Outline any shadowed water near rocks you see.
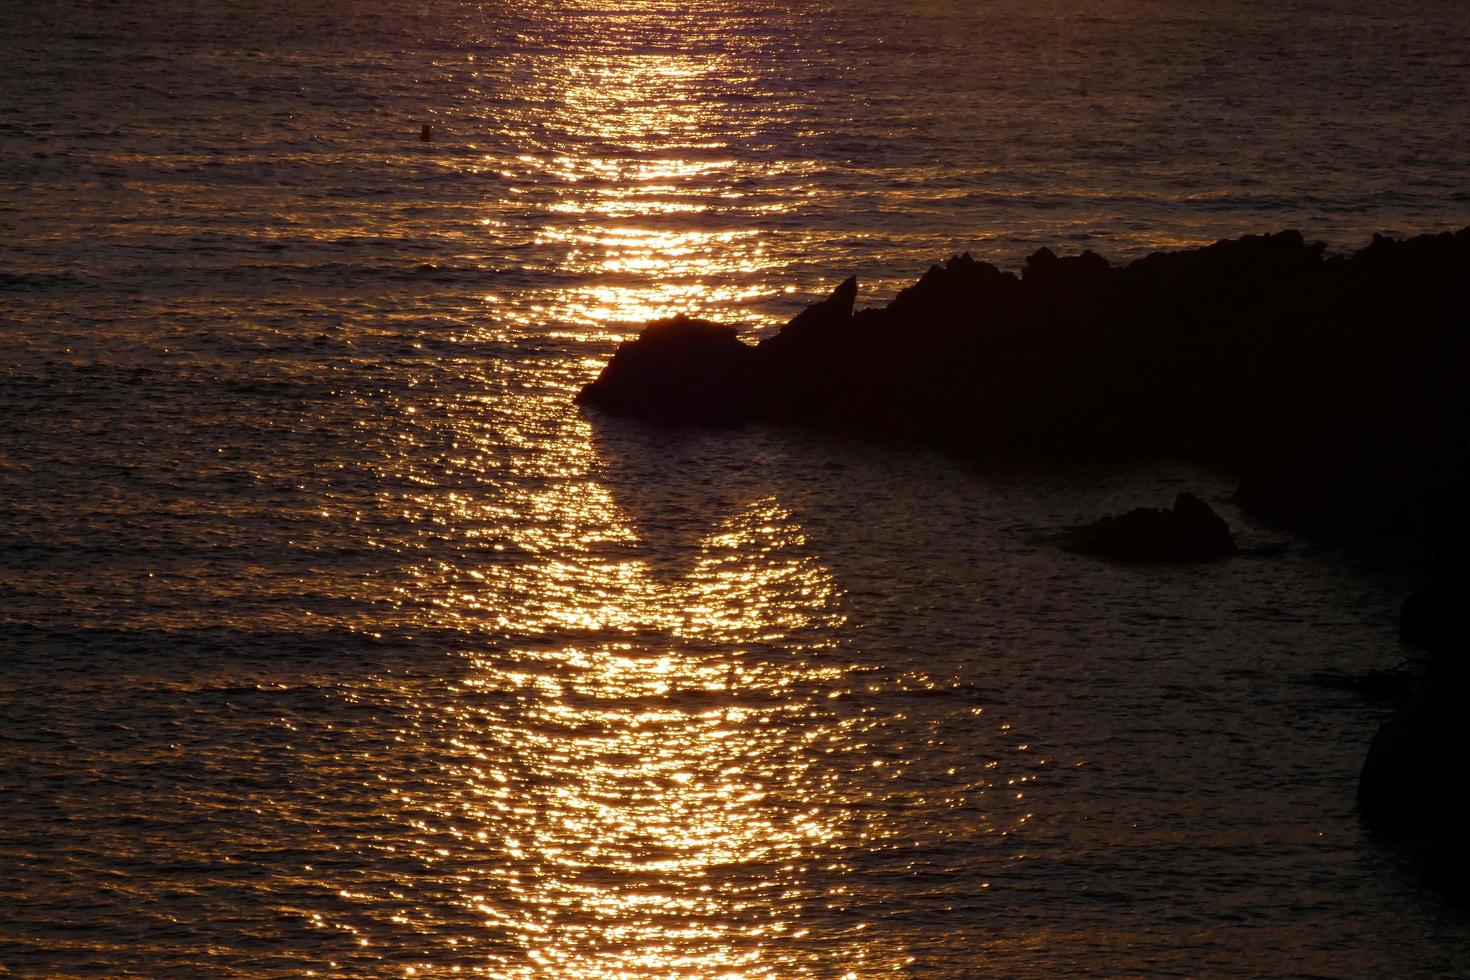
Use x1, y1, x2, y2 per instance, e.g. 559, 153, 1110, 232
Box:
578, 228, 1470, 553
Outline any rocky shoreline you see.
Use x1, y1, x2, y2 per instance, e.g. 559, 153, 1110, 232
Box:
577, 227, 1470, 895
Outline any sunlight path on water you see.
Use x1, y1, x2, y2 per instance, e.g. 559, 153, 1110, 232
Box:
489, 2, 806, 335
401, 482, 905, 976
377, 26, 911, 968
352, 331, 927, 974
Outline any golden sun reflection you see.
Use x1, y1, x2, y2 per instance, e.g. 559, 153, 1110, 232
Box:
494, 44, 785, 332
366, 388, 913, 974
457, 655, 833, 977
355, 27, 927, 976
428, 497, 893, 976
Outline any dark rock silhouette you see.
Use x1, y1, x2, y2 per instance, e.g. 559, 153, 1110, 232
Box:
1418, 842, 1470, 906
578, 228, 1470, 552
1359, 670, 1470, 833
1357, 652, 1470, 901
575, 315, 756, 426
756, 274, 857, 360
1065, 491, 1234, 562
579, 228, 1470, 901
1400, 583, 1470, 655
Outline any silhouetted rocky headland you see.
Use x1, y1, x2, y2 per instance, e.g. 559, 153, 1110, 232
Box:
582, 228, 1470, 900
579, 228, 1470, 553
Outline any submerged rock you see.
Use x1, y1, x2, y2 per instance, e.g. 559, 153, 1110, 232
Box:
1065, 492, 1234, 562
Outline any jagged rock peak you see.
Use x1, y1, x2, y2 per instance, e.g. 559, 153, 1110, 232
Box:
758, 275, 858, 352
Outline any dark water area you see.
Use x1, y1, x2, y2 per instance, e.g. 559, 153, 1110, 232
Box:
3, 0, 1469, 976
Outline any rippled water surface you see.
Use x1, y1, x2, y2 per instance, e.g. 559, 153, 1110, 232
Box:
4, 0, 1470, 976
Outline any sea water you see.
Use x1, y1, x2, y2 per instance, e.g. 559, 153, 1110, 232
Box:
3, 0, 1469, 975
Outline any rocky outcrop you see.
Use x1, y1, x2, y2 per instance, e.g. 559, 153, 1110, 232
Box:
574, 315, 756, 426
1065, 492, 1234, 562
578, 228, 1470, 551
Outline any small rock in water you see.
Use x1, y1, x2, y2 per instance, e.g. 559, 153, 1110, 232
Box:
1066, 491, 1235, 562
